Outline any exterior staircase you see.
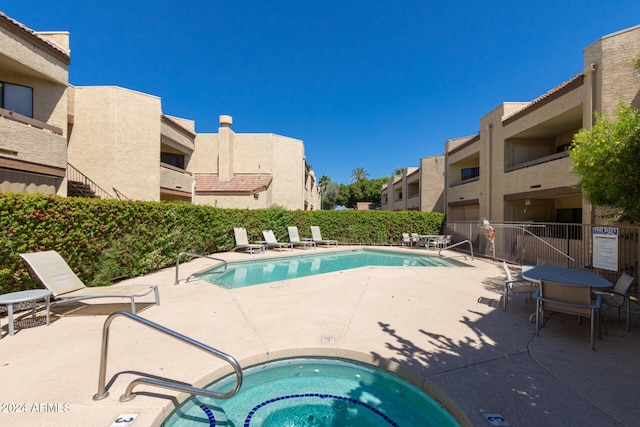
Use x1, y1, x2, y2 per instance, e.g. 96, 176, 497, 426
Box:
66, 163, 118, 199
67, 179, 98, 198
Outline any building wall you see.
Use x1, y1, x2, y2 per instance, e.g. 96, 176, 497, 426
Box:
194, 121, 314, 210
0, 13, 321, 209
160, 115, 196, 200
68, 86, 162, 201
381, 175, 403, 211
444, 26, 640, 225
419, 155, 444, 212
0, 15, 69, 196
380, 156, 443, 213
194, 192, 271, 209
193, 133, 220, 173
584, 25, 640, 116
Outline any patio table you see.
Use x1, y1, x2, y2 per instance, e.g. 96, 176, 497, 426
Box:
521, 265, 612, 289
0, 289, 52, 337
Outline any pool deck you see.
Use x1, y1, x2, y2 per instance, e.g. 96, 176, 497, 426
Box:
1, 245, 639, 426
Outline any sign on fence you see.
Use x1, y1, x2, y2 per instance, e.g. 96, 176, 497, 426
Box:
593, 227, 618, 271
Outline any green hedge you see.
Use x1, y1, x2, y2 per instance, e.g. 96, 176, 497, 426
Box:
0, 193, 444, 293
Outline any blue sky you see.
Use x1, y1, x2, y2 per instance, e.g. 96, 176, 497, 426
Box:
4, 1, 640, 184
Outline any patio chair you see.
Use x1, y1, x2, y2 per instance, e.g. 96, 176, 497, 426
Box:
288, 226, 316, 249
594, 273, 635, 332
534, 280, 601, 350
233, 227, 265, 254
427, 235, 445, 250
402, 233, 414, 247
310, 226, 338, 247
262, 230, 293, 251
19, 251, 159, 315
502, 262, 538, 311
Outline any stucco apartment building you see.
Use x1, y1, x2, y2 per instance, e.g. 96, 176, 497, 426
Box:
0, 12, 320, 210
193, 115, 320, 210
0, 12, 69, 196
381, 154, 445, 212
384, 24, 640, 227
447, 24, 640, 225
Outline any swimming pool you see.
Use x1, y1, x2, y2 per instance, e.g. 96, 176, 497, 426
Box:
163, 357, 461, 426
197, 249, 467, 289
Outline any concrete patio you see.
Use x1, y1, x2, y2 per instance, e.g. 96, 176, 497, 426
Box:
1, 246, 638, 426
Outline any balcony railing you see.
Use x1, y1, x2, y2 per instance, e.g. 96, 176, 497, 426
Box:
505, 151, 569, 173
0, 107, 63, 135
449, 175, 480, 188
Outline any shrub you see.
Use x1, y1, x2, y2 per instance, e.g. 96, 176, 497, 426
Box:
0, 193, 444, 293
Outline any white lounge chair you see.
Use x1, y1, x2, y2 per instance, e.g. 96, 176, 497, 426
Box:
427, 235, 449, 250
262, 230, 293, 251
310, 226, 338, 247
20, 251, 159, 315
288, 226, 316, 249
502, 262, 538, 311
233, 227, 265, 254
402, 233, 417, 247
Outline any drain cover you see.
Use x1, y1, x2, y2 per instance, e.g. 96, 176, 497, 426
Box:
483, 413, 510, 426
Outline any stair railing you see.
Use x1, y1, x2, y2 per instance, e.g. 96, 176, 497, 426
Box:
67, 163, 116, 199
93, 310, 243, 402
175, 252, 228, 285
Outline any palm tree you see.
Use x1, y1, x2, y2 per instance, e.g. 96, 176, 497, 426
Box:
392, 167, 404, 177
349, 167, 369, 182
318, 175, 331, 193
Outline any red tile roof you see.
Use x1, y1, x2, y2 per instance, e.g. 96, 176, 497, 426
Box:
195, 174, 272, 194
502, 73, 584, 125
0, 12, 70, 64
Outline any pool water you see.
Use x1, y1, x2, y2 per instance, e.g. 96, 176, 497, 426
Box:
163, 357, 460, 427
197, 249, 466, 288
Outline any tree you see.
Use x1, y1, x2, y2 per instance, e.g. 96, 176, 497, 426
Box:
349, 167, 369, 182
392, 167, 404, 177
318, 175, 331, 193
570, 101, 640, 221
317, 175, 339, 210
322, 182, 339, 210
337, 177, 389, 208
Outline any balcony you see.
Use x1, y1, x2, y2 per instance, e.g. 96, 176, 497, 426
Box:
161, 116, 195, 152
0, 107, 63, 135
505, 150, 569, 173
0, 110, 66, 171
160, 163, 193, 197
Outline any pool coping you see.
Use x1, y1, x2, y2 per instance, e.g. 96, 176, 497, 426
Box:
195, 247, 470, 289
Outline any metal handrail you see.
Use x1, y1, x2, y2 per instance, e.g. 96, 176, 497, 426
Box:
175, 252, 228, 285
112, 187, 130, 200
439, 240, 474, 259
491, 223, 575, 262
67, 163, 116, 199
93, 310, 242, 402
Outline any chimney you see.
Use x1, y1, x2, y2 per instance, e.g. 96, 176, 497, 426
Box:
219, 115, 233, 127
218, 115, 234, 181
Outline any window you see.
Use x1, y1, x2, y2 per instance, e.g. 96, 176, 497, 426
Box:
0, 82, 33, 118
161, 152, 185, 169
461, 167, 479, 180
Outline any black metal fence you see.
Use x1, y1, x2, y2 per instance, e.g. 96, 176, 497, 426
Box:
446, 221, 639, 295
